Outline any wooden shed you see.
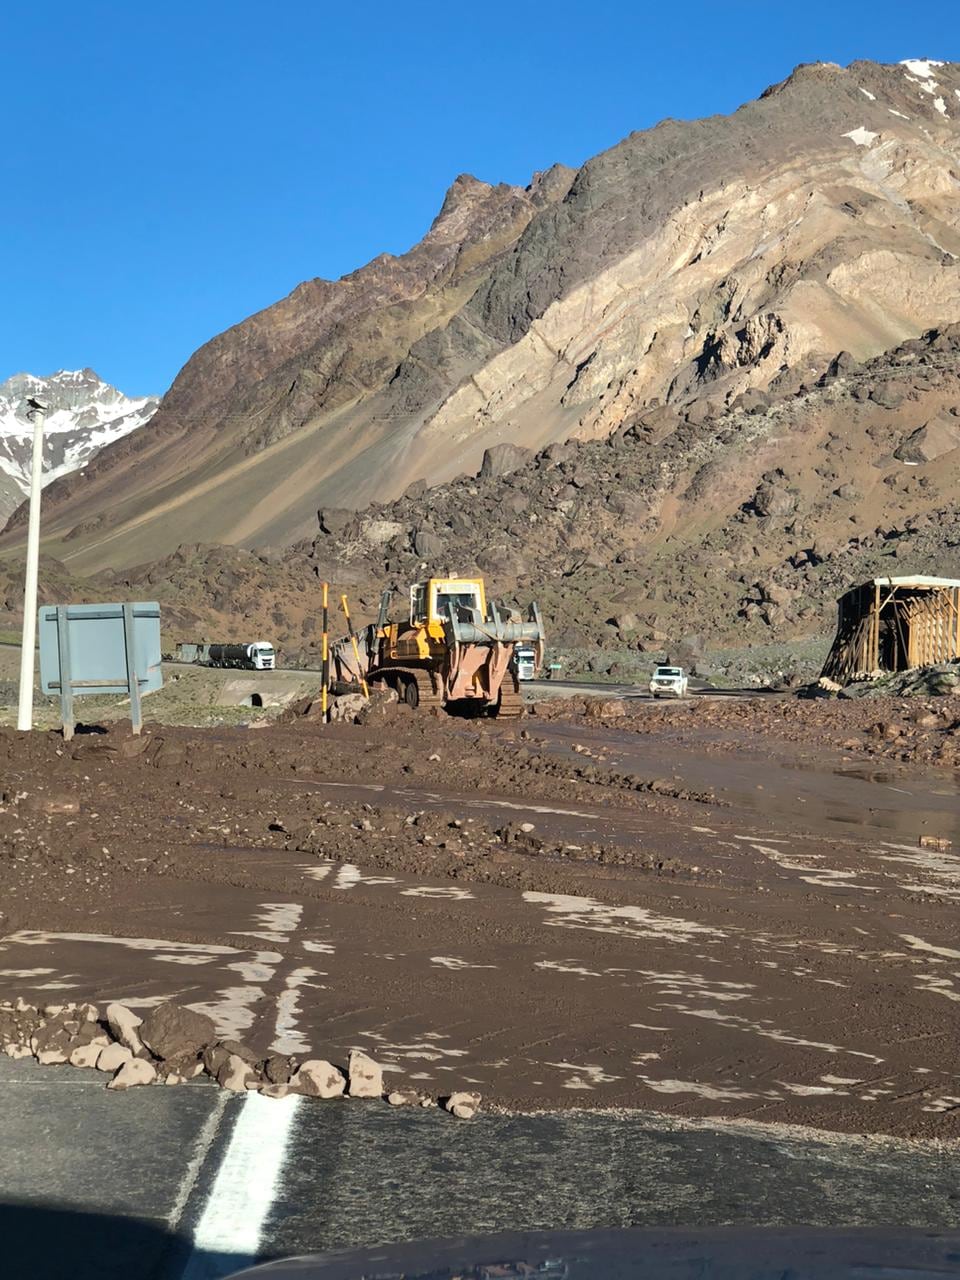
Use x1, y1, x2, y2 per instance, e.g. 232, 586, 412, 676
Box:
820, 575, 960, 685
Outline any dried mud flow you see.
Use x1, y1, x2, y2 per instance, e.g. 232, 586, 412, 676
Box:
1, 695, 958, 1137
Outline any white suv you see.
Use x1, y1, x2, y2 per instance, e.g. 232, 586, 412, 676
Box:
649, 666, 688, 698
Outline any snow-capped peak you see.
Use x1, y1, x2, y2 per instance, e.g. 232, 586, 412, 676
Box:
900, 59, 944, 79
0, 369, 158, 518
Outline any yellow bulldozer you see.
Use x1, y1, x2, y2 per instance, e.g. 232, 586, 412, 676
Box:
333, 575, 544, 718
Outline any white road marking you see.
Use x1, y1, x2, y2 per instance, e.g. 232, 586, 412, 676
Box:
180, 1091, 301, 1279
166, 1088, 230, 1235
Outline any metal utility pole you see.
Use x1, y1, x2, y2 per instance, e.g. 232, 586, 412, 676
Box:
17, 395, 49, 731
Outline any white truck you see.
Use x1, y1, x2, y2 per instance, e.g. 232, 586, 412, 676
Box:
174, 641, 277, 670
649, 665, 688, 698
512, 644, 538, 681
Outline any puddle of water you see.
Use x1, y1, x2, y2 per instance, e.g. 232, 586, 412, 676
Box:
228, 956, 279, 983
536, 960, 603, 978
188, 984, 266, 1039
544, 1061, 623, 1090
900, 935, 960, 961
272, 965, 323, 1054
914, 973, 960, 1003
523, 892, 726, 945
357, 1030, 469, 1063
401, 886, 474, 900
747, 843, 875, 891
233, 903, 303, 943
0, 930, 286, 1042
665, 1005, 885, 1063
3, 931, 240, 956
637, 1076, 774, 1101
332, 863, 399, 890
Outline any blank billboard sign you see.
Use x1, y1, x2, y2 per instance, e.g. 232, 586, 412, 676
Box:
38, 602, 162, 737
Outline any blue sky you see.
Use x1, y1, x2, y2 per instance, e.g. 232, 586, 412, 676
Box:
2, 0, 958, 396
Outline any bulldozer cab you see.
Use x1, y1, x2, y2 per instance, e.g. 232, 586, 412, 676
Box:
409, 578, 486, 629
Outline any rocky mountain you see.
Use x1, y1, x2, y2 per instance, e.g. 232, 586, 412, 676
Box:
309, 323, 960, 669
0, 370, 157, 522
7, 57, 960, 577
0, 321, 957, 684
2, 322, 955, 681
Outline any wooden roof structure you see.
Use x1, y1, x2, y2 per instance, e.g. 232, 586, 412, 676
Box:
820, 575, 960, 685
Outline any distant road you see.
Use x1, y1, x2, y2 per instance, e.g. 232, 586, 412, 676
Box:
523, 677, 777, 701
6, 643, 776, 703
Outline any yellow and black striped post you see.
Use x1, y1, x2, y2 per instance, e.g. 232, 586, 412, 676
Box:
340, 593, 369, 698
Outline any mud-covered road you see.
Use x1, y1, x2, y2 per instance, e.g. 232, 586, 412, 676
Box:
1, 695, 958, 1137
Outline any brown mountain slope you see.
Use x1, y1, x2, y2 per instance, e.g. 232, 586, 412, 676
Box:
307, 323, 960, 664
5, 171, 570, 567
7, 58, 960, 576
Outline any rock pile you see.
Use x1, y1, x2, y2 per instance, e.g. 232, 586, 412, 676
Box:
281, 686, 400, 725
0, 998, 481, 1118
833, 660, 960, 700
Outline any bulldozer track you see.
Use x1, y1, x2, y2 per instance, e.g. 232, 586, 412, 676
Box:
370, 667, 524, 718
412, 669, 444, 711
495, 686, 525, 719
370, 667, 443, 712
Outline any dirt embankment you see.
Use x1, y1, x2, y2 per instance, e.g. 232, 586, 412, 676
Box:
551, 692, 960, 769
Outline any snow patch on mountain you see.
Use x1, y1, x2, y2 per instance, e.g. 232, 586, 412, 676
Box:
0, 369, 157, 518
900, 59, 944, 79
842, 126, 878, 147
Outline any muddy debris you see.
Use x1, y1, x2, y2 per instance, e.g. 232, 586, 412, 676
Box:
0, 998, 477, 1116
217, 1053, 259, 1092
108, 1058, 157, 1090
97, 1043, 133, 1073
105, 1003, 145, 1055
139, 1003, 216, 1062
264, 1053, 296, 1085
1, 702, 958, 1136
292, 1059, 347, 1099
347, 1049, 383, 1098
387, 1088, 434, 1108
445, 1090, 482, 1120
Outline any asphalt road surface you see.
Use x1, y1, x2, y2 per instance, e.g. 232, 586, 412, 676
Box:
3, 1056, 960, 1280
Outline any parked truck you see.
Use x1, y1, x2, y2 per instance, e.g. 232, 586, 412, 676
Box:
174, 641, 276, 670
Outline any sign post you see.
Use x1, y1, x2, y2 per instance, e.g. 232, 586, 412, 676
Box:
55, 605, 75, 740
17, 396, 48, 731
121, 603, 143, 735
